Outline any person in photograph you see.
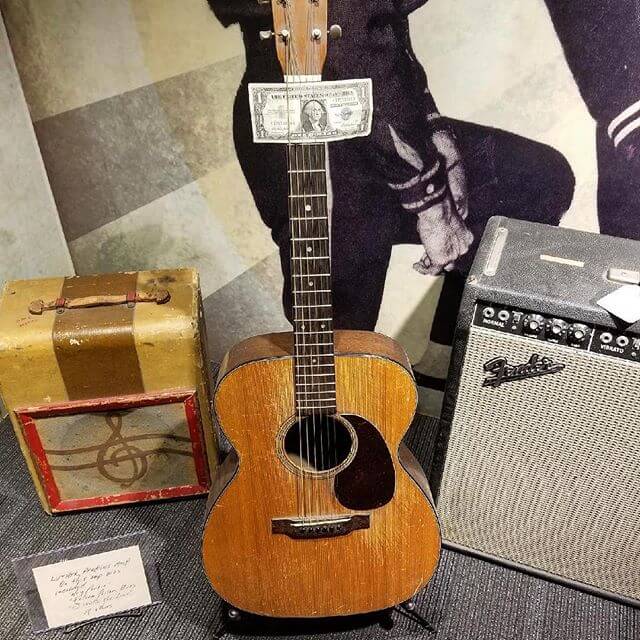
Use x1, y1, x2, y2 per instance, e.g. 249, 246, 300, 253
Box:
301, 100, 328, 134
545, 0, 640, 240
208, 1, 575, 365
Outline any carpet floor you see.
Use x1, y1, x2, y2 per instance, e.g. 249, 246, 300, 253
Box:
0, 415, 637, 639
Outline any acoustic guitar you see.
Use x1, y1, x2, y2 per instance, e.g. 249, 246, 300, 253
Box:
202, 0, 441, 618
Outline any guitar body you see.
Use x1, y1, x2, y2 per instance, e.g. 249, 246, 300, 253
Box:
202, 330, 441, 618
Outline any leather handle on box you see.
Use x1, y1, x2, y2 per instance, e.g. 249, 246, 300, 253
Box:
28, 289, 171, 315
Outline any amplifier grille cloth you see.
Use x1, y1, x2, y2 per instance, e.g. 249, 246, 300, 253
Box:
439, 327, 640, 600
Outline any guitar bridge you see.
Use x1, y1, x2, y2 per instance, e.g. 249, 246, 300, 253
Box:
272, 515, 370, 540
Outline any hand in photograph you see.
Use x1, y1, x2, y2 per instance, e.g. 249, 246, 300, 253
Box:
414, 196, 473, 275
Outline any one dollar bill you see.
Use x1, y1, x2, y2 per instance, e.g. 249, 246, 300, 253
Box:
248, 78, 373, 144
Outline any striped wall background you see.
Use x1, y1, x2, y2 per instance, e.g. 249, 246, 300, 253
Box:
0, 1, 599, 410
0, 12, 72, 283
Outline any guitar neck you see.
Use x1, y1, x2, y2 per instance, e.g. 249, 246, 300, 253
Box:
288, 142, 336, 415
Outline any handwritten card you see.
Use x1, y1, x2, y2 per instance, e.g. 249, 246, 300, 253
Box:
32, 546, 152, 629
12, 532, 161, 633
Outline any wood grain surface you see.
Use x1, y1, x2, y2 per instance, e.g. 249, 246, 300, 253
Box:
202, 330, 441, 618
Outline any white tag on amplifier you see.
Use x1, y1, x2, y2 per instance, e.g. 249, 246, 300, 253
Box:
248, 79, 373, 143
597, 285, 640, 323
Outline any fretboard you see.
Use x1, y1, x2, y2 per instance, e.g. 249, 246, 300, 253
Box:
288, 143, 336, 415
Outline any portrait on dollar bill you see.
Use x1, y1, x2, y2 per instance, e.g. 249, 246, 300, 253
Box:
207, 0, 640, 406
301, 100, 328, 134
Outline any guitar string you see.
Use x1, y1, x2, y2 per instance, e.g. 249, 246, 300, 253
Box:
311, 5, 336, 477
285, 3, 337, 517
308, 5, 334, 486
283, 24, 305, 519
301, 6, 318, 516
309, 4, 326, 512
310, 9, 329, 481
285, 6, 313, 518
314, 139, 334, 473
294, 24, 312, 519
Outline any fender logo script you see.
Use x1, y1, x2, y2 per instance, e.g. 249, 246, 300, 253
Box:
483, 354, 566, 388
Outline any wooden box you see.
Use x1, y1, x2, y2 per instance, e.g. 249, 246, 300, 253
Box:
0, 269, 217, 513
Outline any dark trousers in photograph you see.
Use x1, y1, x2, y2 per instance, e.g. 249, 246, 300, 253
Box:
233, 82, 575, 346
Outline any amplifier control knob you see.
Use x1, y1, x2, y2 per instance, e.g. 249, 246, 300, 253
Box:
568, 323, 590, 346
523, 314, 545, 336
546, 318, 568, 340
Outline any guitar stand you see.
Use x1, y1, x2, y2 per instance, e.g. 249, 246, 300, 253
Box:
216, 600, 436, 636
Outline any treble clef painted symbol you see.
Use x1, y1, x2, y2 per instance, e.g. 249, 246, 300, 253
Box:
96, 413, 148, 487
43, 410, 194, 487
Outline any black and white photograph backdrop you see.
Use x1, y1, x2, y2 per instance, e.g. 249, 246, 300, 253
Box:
2, 0, 639, 414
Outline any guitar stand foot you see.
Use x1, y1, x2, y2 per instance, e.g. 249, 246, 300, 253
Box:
227, 608, 242, 621
402, 599, 416, 612
396, 600, 436, 633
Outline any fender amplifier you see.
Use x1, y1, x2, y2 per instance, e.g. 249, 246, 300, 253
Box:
432, 216, 640, 605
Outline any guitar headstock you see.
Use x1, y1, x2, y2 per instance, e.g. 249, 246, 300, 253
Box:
266, 0, 330, 78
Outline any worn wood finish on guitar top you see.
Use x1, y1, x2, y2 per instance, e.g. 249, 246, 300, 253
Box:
202, 330, 441, 618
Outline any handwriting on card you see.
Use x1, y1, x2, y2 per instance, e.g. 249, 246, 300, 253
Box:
32, 546, 152, 629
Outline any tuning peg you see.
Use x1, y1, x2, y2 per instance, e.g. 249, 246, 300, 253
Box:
328, 24, 342, 40
259, 30, 274, 41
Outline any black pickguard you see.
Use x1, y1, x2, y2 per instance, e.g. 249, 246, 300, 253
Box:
334, 415, 395, 510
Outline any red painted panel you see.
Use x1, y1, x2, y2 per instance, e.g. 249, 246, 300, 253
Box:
15, 389, 211, 513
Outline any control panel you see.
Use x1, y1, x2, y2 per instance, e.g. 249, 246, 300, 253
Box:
474, 301, 640, 363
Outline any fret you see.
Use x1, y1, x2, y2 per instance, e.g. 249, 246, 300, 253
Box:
295, 352, 335, 358
295, 373, 335, 379
292, 302, 332, 308
295, 363, 335, 369
291, 237, 329, 242
292, 290, 332, 295
297, 403, 337, 409
293, 273, 330, 277
288, 169, 325, 174
292, 256, 330, 261
296, 390, 336, 397
290, 217, 328, 222
298, 404, 336, 411
289, 193, 327, 199
296, 340, 333, 348
294, 330, 333, 335
296, 381, 336, 387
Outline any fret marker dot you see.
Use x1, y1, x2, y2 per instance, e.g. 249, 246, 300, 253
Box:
309, 281, 314, 286
301, 324, 306, 330
307, 246, 312, 253
321, 324, 326, 329
312, 358, 317, 363
305, 204, 312, 212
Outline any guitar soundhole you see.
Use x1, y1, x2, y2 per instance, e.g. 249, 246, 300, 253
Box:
281, 414, 356, 476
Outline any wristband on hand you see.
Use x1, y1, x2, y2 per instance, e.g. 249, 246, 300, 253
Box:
388, 159, 448, 213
